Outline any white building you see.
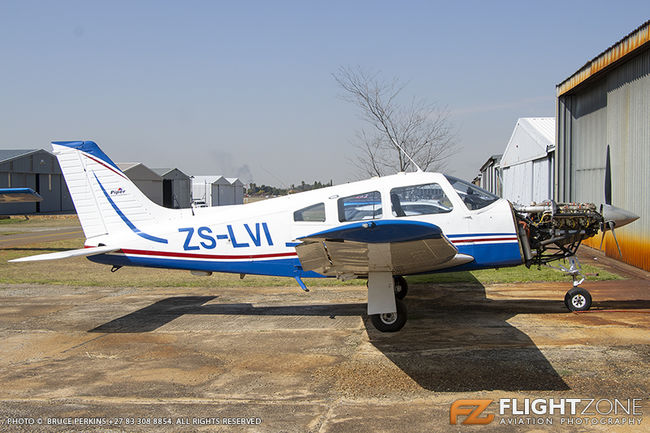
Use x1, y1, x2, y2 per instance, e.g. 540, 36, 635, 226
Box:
152, 168, 191, 209
477, 154, 502, 196
191, 175, 244, 206
500, 117, 555, 205
225, 178, 244, 205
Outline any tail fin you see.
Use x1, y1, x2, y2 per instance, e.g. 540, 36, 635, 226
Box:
52, 141, 171, 243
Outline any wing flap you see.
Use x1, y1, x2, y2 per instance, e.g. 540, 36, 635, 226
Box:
296, 233, 469, 276
8, 246, 120, 263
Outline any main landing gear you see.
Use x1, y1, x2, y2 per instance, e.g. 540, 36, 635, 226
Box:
393, 275, 408, 300
367, 274, 409, 332
370, 299, 408, 332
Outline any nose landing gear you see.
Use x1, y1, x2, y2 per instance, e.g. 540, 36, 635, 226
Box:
551, 256, 593, 312
564, 287, 592, 311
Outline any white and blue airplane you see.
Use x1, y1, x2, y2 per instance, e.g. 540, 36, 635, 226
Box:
9, 141, 638, 332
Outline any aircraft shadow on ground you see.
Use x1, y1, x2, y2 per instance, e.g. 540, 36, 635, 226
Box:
88, 277, 650, 392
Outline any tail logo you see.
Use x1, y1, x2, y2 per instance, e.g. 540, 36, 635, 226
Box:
93, 173, 168, 244
110, 188, 126, 196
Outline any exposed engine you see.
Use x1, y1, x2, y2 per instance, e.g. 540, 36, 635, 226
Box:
514, 201, 603, 268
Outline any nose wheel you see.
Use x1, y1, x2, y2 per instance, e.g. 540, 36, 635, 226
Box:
564, 287, 592, 311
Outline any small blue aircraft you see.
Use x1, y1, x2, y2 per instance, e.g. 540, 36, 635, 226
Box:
0, 188, 42, 203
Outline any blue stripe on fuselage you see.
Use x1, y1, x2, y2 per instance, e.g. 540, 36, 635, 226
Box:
88, 254, 324, 278
452, 242, 522, 270
88, 241, 523, 277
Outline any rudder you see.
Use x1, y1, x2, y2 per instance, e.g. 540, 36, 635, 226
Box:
52, 141, 172, 242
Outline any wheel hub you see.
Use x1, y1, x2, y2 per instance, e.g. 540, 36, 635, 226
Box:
571, 294, 586, 308
380, 312, 397, 325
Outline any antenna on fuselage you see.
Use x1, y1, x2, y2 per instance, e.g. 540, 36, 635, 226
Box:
389, 137, 422, 172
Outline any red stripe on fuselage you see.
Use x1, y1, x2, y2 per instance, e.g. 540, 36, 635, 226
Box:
451, 237, 518, 244
119, 248, 298, 260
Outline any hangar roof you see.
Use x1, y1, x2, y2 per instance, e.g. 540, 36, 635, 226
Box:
117, 162, 162, 181
557, 20, 650, 96
501, 118, 555, 169
0, 149, 43, 163
479, 154, 502, 172
152, 168, 190, 179
192, 175, 229, 185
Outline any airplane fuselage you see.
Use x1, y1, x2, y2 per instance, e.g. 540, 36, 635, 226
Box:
87, 171, 523, 277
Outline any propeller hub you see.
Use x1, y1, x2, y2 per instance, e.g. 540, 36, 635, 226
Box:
601, 204, 639, 229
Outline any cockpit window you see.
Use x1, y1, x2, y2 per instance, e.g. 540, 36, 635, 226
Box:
444, 175, 500, 210
294, 203, 326, 222
338, 191, 382, 222
390, 183, 453, 216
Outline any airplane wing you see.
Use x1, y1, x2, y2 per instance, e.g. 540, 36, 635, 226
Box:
0, 188, 43, 203
295, 220, 474, 277
8, 246, 120, 263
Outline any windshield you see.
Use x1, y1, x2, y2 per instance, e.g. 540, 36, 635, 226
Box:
444, 175, 500, 210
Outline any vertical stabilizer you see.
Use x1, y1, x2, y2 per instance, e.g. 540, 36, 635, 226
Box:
52, 141, 172, 242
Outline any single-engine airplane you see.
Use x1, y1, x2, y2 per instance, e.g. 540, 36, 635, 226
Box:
9, 141, 639, 332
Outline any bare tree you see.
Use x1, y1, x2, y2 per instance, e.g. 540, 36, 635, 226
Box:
333, 66, 456, 177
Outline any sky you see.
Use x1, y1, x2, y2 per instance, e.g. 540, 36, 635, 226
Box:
1, 0, 648, 186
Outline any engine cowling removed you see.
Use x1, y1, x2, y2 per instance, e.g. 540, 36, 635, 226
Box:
514, 202, 602, 267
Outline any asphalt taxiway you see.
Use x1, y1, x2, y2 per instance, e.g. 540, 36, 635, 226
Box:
0, 227, 648, 432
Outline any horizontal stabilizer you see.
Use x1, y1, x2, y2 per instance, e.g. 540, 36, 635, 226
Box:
8, 246, 120, 263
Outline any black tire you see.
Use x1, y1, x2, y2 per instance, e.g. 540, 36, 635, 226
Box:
394, 276, 408, 300
564, 287, 592, 311
370, 299, 408, 332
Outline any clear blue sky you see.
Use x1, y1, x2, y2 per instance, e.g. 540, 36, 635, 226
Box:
1, 0, 648, 185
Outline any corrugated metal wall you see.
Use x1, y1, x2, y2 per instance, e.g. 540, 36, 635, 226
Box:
557, 47, 650, 270
502, 157, 552, 205
172, 178, 191, 208
532, 158, 551, 201
479, 163, 502, 196
503, 162, 532, 205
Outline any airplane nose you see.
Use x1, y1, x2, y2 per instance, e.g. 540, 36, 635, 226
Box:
601, 204, 639, 229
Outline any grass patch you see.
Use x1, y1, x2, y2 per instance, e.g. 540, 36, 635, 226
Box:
0, 218, 30, 225
407, 262, 621, 285
0, 237, 623, 289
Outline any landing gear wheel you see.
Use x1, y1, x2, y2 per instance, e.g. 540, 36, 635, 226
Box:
564, 287, 592, 312
370, 299, 407, 332
394, 276, 408, 300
